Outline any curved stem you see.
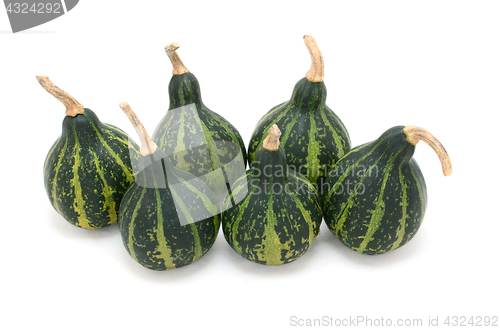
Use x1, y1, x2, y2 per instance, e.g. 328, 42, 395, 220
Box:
36, 75, 84, 117
165, 42, 189, 76
403, 125, 452, 176
263, 124, 281, 151
304, 35, 324, 83
119, 102, 157, 156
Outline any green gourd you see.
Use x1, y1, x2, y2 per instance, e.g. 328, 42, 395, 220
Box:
152, 42, 247, 188
322, 125, 452, 255
118, 102, 220, 270
248, 35, 351, 188
39, 75, 138, 229
222, 125, 322, 265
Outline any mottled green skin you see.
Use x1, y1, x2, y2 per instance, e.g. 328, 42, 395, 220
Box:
222, 145, 322, 265
43, 109, 139, 229
119, 155, 220, 270
152, 72, 247, 178
323, 126, 428, 255
248, 78, 351, 189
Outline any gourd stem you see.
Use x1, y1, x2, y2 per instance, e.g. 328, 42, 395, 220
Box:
304, 35, 324, 83
263, 124, 281, 151
165, 42, 189, 76
403, 125, 452, 176
119, 102, 158, 156
36, 75, 85, 117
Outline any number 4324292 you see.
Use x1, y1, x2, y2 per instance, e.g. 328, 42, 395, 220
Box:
444, 316, 498, 327
6, 2, 62, 14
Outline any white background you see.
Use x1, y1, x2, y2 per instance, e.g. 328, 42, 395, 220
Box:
1, 1, 499, 329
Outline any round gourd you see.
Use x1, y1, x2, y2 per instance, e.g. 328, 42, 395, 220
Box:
39, 76, 138, 229
248, 35, 351, 189
118, 102, 220, 270
222, 125, 322, 265
322, 125, 452, 255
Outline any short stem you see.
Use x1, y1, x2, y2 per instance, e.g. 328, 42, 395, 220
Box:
119, 102, 157, 156
403, 125, 452, 176
304, 35, 324, 83
36, 75, 85, 117
165, 42, 189, 76
263, 124, 281, 151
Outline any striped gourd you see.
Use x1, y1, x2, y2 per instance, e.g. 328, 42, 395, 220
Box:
222, 125, 322, 265
39, 76, 138, 229
152, 42, 247, 184
322, 125, 452, 255
248, 35, 351, 188
118, 103, 220, 270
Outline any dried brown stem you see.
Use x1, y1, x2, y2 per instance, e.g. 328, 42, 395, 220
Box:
263, 124, 282, 151
403, 125, 452, 176
165, 42, 189, 76
36, 75, 84, 117
304, 35, 325, 83
119, 102, 157, 156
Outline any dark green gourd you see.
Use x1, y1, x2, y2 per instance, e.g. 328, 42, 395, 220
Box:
39, 76, 138, 229
323, 125, 452, 255
118, 102, 220, 270
152, 42, 247, 182
222, 125, 322, 265
248, 35, 351, 188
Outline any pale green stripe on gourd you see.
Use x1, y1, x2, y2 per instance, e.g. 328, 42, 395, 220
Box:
319, 108, 347, 159
167, 182, 203, 260
355, 149, 402, 254
125, 184, 146, 262
90, 149, 118, 224
291, 192, 317, 245
306, 111, 321, 183
70, 125, 90, 228
256, 197, 282, 265
390, 161, 410, 251
154, 179, 176, 269
199, 120, 216, 170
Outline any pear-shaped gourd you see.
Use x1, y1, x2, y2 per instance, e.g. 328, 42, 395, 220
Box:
248, 35, 351, 188
323, 125, 452, 255
39, 76, 138, 229
152, 42, 247, 181
222, 125, 322, 265
118, 102, 220, 270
